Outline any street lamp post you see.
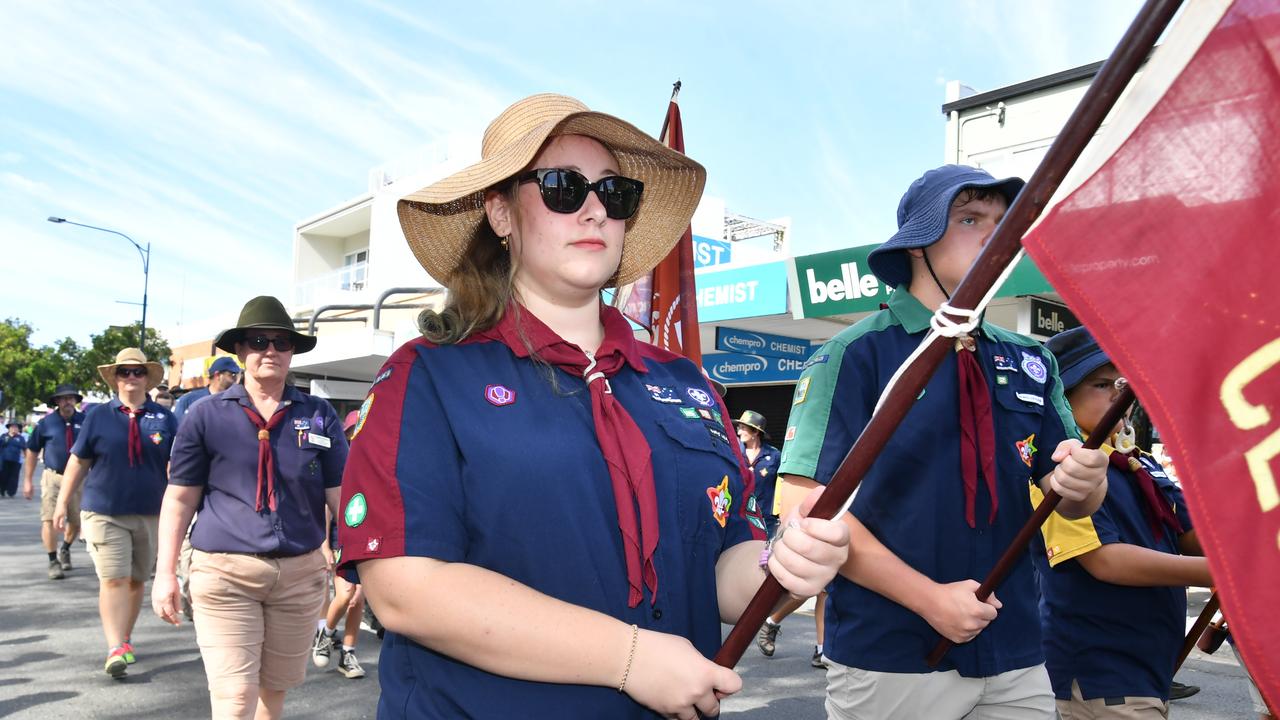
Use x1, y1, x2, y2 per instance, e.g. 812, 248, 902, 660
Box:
47, 217, 151, 348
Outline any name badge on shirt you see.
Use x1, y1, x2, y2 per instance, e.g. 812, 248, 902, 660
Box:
1014, 392, 1044, 406
307, 433, 331, 449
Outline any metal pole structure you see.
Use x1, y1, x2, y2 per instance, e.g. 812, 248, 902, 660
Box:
48, 217, 151, 348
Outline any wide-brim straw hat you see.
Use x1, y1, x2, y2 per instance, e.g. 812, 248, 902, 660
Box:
214, 296, 317, 354
97, 347, 166, 392
397, 93, 707, 289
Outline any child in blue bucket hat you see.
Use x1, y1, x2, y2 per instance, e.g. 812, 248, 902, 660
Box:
778, 165, 1110, 719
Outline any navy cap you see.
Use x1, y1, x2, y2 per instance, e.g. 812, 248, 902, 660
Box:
1044, 326, 1111, 392
208, 356, 241, 376
868, 165, 1025, 288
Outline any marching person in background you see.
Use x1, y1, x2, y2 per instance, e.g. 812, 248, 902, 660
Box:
54, 348, 177, 678
336, 93, 850, 719
1036, 327, 1212, 719
24, 383, 87, 579
1, 421, 26, 497
173, 355, 241, 424
311, 409, 368, 680
777, 165, 1109, 719
153, 295, 348, 720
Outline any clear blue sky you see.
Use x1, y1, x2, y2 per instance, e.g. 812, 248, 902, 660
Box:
2, 1, 1143, 346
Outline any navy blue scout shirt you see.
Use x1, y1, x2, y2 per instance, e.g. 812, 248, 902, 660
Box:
72, 399, 177, 515
1033, 452, 1194, 701
169, 384, 348, 556
338, 322, 763, 719
747, 442, 782, 528
1, 433, 26, 462
779, 289, 1076, 678
171, 386, 210, 425
27, 410, 86, 473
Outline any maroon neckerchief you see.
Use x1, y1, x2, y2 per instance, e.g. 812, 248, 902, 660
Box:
63, 414, 75, 452
956, 336, 997, 527
477, 303, 658, 608
118, 405, 144, 467
240, 404, 289, 512
1109, 449, 1184, 538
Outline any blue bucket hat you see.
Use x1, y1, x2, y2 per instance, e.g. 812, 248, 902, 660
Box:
1044, 326, 1112, 392
868, 165, 1025, 288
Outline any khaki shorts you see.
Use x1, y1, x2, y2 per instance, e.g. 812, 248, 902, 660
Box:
824, 659, 1055, 720
1056, 680, 1169, 719
81, 511, 158, 582
39, 468, 82, 524
189, 549, 327, 700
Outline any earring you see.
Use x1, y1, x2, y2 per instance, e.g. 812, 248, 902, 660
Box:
501, 235, 510, 250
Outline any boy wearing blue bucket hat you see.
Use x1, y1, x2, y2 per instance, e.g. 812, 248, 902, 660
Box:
1035, 326, 1211, 718
777, 165, 1110, 719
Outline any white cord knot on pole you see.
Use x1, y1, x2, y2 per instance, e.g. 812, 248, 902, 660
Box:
929, 302, 981, 338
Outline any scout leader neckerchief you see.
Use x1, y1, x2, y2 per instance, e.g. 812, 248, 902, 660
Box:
118, 405, 145, 467
478, 303, 658, 608
1108, 446, 1184, 538
240, 404, 288, 512
956, 336, 997, 527
64, 415, 75, 455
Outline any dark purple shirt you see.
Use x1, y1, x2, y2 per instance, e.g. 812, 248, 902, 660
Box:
71, 399, 176, 515
169, 384, 348, 556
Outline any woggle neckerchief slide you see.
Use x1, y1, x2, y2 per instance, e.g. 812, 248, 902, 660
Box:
713, 0, 1187, 671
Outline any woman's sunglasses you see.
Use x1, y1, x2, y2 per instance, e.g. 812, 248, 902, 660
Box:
115, 367, 148, 378
515, 168, 643, 220
245, 335, 294, 352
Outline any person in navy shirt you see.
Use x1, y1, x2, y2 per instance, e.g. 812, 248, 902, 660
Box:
55, 348, 176, 678
777, 165, 1110, 720
336, 93, 850, 720
1035, 327, 1211, 717
24, 383, 87, 579
153, 295, 347, 719
0, 421, 25, 497
172, 355, 241, 424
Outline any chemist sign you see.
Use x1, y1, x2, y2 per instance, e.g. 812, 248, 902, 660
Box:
702, 352, 808, 386
715, 327, 811, 361
694, 261, 788, 322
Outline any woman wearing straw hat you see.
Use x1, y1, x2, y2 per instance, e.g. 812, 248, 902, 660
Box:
55, 347, 177, 678
153, 296, 349, 719
335, 93, 849, 719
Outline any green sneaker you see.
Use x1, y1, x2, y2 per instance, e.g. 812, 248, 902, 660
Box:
121, 641, 136, 664
105, 647, 129, 678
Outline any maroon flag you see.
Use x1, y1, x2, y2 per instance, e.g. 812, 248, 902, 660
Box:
618, 83, 703, 364
1021, 0, 1280, 708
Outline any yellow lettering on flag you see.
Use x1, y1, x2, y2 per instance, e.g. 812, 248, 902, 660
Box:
1220, 337, 1280, 513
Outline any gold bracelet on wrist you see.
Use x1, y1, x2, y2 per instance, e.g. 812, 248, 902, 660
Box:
617, 624, 639, 693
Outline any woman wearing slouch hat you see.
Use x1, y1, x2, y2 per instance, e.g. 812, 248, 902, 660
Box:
153, 296, 349, 719
334, 93, 849, 719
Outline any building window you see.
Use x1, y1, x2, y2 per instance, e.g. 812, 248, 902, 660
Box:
342, 249, 368, 291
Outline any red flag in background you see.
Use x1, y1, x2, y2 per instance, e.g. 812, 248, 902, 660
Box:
618, 82, 703, 364
1021, 0, 1280, 709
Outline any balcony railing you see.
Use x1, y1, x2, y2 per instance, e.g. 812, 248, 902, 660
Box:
294, 262, 369, 307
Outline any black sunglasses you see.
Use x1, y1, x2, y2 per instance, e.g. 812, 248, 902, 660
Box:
516, 168, 644, 220
115, 367, 148, 378
245, 335, 295, 352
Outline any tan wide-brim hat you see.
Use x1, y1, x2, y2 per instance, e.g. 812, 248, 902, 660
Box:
97, 347, 165, 392
397, 93, 707, 289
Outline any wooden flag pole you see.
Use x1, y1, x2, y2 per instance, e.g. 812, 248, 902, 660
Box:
714, 0, 1185, 670
926, 385, 1135, 666
1175, 591, 1220, 673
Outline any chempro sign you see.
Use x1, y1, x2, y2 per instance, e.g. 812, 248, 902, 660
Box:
789, 244, 1055, 319
715, 327, 811, 361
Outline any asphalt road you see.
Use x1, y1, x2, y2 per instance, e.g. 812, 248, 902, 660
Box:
0, 483, 1262, 719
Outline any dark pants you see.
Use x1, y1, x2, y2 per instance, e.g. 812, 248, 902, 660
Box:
0, 461, 19, 496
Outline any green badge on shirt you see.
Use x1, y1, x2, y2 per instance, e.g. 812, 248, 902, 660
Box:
344, 493, 367, 528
